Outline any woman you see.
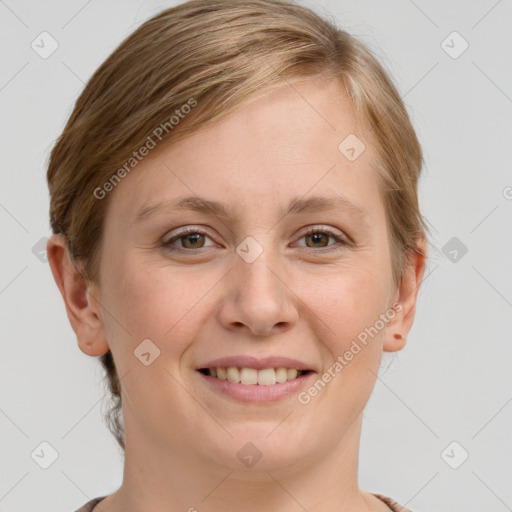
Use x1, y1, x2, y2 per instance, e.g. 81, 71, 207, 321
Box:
46, 1, 431, 510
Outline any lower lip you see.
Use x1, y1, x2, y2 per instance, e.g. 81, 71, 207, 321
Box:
196, 370, 315, 402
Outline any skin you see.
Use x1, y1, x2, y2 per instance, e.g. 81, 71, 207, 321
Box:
48, 76, 426, 512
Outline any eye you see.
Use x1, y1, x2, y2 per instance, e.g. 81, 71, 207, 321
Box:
293, 226, 349, 252
163, 227, 216, 252
162, 225, 349, 254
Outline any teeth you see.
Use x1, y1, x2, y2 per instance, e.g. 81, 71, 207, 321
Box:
227, 366, 240, 383
207, 367, 306, 385
287, 368, 298, 380
257, 368, 276, 385
241, 367, 258, 385
276, 367, 288, 383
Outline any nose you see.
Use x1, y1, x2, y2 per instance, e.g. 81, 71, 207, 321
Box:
216, 244, 299, 337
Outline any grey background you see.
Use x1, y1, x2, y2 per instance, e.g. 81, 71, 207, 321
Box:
1, 1, 511, 511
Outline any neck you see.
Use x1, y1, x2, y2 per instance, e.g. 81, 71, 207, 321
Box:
105, 413, 382, 512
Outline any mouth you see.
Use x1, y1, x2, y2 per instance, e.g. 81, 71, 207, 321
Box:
197, 367, 313, 385
195, 355, 316, 401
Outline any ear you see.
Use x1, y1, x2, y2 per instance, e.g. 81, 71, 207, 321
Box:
383, 237, 427, 352
46, 234, 110, 357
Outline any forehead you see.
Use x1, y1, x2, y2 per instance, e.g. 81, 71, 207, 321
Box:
106, 76, 382, 224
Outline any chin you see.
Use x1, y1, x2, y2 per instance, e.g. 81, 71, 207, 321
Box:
201, 423, 319, 474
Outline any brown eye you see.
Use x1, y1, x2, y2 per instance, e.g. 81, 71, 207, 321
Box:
180, 232, 205, 249
294, 227, 348, 252
305, 231, 331, 248
163, 228, 214, 251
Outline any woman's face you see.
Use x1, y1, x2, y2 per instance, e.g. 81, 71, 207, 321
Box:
88, 77, 418, 474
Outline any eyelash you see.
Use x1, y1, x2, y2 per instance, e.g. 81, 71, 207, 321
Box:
162, 226, 349, 254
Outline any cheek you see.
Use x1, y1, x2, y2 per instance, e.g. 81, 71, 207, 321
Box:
100, 261, 211, 432
307, 260, 391, 384
310, 257, 391, 336
102, 255, 215, 368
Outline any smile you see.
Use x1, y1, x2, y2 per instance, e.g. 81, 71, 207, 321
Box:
196, 367, 315, 402
198, 367, 311, 385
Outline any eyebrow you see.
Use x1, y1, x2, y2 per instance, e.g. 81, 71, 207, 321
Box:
134, 194, 371, 225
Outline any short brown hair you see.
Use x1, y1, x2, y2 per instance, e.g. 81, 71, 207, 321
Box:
46, 0, 431, 452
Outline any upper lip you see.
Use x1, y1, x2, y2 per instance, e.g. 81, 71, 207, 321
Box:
197, 355, 315, 372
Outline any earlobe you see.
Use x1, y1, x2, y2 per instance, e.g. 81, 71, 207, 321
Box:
46, 234, 110, 357
383, 331, 406, 352
383, 239, 427, 353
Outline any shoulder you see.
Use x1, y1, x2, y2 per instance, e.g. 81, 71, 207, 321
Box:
74, 496, 107, 512
372, 492, 418, 512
